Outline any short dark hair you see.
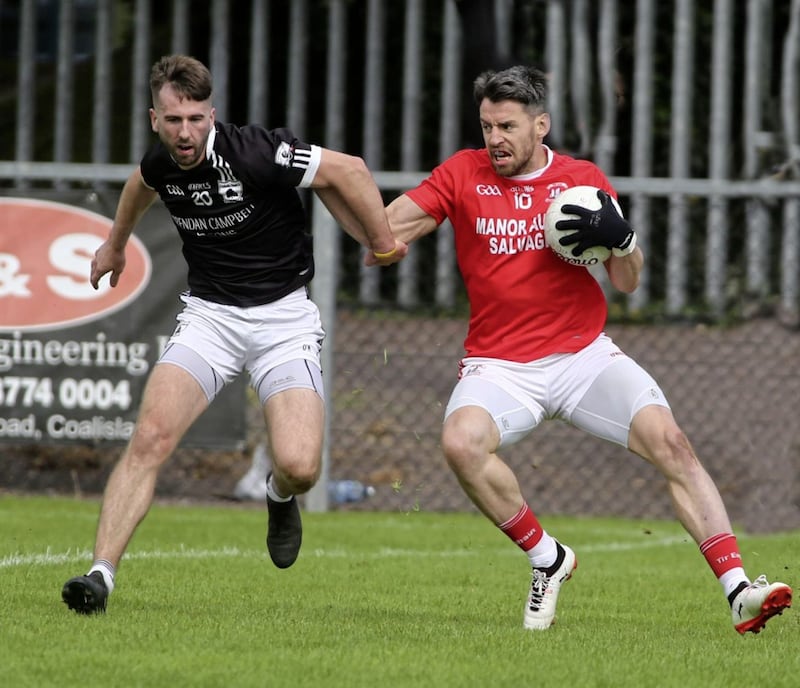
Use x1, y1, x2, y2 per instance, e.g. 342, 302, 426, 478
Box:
150, 54, 213, 104
473, 65, 548, 113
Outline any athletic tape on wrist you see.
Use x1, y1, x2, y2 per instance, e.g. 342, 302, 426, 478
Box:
612, 232, 637, 257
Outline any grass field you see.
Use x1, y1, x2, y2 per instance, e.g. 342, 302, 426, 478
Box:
1, 494, 797, 688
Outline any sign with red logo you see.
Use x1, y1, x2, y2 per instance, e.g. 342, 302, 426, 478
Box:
0, 191, 245, 449
0, 198, 151, 332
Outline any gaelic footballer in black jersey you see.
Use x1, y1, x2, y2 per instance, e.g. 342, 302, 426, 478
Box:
62, 54, 409, 614
141, 123, 320, 307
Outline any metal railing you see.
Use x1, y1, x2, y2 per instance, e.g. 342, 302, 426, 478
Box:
3, 0, 799, 320
2, 1, 800, 526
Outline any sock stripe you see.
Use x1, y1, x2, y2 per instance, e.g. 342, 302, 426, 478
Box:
699, 532, 734, 554
499, 504, 529, 530
499, 503, 544, 552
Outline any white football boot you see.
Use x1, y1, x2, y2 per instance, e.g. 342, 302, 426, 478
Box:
523, 542, 577, 630
731, 575, 792, 634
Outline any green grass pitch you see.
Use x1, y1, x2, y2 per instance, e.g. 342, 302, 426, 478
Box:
1, 495, 797, 687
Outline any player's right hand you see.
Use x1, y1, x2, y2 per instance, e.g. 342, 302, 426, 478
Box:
90, 241, 126, 289
365, 239, 409, 267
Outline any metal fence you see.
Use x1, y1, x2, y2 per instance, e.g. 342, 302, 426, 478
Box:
1, 0, 799, 529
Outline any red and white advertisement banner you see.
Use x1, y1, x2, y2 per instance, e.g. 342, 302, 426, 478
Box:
0, 190, 246, 449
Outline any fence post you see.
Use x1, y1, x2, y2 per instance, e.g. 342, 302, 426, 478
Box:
306, 197, 339, 512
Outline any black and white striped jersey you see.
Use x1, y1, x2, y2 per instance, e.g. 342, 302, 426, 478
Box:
140, 123, 321, 306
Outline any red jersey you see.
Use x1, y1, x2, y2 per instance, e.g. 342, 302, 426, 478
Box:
406, 146, 617, 362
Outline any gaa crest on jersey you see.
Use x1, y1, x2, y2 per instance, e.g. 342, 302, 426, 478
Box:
476, 184, 502, 196
218, 179, 244, 203
274, 141, 294, 167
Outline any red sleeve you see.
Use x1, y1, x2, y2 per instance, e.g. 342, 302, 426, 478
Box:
405, 151, 476, 225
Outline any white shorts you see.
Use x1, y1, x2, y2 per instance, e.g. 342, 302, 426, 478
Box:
158, 287, 325, 404
444, 333, 670, 448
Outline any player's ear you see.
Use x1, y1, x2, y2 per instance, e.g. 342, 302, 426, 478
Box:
536, 112, 551, 138
149, 108, 158, 133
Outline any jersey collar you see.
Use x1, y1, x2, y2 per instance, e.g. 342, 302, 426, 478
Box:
205, 125, 218, 159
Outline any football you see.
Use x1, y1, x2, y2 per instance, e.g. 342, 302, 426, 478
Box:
544, 185, 623, 266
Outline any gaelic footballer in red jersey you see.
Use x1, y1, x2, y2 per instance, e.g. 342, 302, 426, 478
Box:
404, 145, 615, 362
384, 65, 791, 634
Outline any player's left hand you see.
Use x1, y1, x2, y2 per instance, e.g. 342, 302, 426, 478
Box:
556, 189, 636, 257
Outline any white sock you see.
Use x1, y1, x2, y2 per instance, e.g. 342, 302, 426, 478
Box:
266, 474, 292, 502
89, 560, 116, 594
526, 534, 559, 569
720, 567, 749, 598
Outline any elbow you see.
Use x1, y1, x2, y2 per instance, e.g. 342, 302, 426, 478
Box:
338, 152, 370, 179
338, 156, 376, 194
350, 156, 374, 187
316, 149, 371, 190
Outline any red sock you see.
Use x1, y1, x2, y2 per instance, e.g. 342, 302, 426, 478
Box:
499, 503, 544, 552
699, 533, 743, 578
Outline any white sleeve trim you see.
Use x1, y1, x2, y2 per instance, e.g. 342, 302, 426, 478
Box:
298, 144, 322, 188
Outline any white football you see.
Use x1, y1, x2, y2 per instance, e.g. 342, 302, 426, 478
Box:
544, 185, 622, 266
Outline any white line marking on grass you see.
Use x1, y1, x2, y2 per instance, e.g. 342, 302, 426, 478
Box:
1, 537, 690, 569
0, 545, 259, 569
308, 536, 690, 559
0, 548, 94, 568
581, 535, 690, 552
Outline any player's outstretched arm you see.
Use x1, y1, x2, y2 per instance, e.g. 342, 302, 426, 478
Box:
385, 194, 439, 245
314, 186, 406, 266
366, 194, 438, 267
311, 149, 407, 266
90, 167, 158, 289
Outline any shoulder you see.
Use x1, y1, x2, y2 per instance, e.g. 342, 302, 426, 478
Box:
549, 150, 598, 171
215, 122, 309, 151
548, 150, 612, 188
213, 123, 317, 181
428, 148, 493, 185
439, 148, 490, 172
213, 122, 292, 150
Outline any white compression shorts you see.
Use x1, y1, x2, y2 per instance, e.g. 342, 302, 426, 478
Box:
444, 333, 670, 449
157, 287, 325, 405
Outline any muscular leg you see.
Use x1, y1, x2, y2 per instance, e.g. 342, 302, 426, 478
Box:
263, 387, 324, 496
93, 363, 209, 567
442, 403, 574, 631
260, 387, 323, 569
627, 404, 732, 543
441, 405, 523, 524
627, 404, 792, 634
